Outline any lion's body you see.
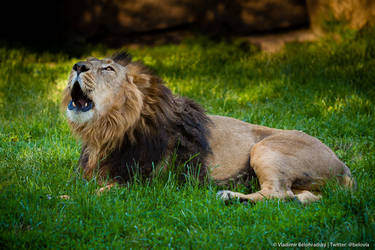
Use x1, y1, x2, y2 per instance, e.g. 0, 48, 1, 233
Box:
63, 52, 354, 204
206, 115, 354, 203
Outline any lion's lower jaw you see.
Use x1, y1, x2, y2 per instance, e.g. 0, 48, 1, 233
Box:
66, 108, 94, 124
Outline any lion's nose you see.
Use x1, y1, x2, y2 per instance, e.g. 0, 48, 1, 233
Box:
73, 61, 90, 75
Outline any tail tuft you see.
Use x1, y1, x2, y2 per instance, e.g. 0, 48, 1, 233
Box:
343, 174, 356, 190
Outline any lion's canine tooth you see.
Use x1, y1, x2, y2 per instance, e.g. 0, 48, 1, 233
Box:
73, 102, 76, 107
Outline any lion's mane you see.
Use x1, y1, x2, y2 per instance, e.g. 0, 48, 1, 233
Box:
63, 52, 211, 182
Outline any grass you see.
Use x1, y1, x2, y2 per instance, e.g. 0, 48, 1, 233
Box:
1, 29, 375, 248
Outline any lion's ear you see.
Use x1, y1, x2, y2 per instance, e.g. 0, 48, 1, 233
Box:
127, 73, 152, 88
112, 51, 132, 67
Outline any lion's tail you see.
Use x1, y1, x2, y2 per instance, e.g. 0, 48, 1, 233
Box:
343, 174, 356, 189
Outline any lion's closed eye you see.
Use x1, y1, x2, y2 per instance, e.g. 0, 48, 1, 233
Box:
102, 66, 115, 72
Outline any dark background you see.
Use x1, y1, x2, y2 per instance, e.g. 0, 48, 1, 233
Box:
1, 0, 374, 48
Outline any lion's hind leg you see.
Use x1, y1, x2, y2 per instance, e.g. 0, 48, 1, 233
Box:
216, 188, 296, 203
217, 138, 301, 204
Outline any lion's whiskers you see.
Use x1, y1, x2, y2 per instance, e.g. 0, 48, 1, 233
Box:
82, 74, 96, 91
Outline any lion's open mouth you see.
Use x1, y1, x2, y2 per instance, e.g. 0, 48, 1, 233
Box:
68, 81, 94, 112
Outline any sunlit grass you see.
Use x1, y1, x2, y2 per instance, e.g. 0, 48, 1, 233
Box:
0, 30, 374, 248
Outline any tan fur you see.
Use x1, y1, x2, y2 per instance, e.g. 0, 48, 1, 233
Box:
209, 116, 355, 204
63, 55, 354, 204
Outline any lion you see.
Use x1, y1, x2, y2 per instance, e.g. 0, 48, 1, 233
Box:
62, 52, 355, 204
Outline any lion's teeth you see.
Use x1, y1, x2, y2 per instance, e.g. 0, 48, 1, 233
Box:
73, 102, 76, 107
85, 103, 87, 107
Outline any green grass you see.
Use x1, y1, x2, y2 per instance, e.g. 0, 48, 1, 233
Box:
1, 29, 375, 249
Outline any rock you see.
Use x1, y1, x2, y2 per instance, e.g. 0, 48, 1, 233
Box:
61, 0, 308, 40
200, 0, 308, 34
307, 0, 375, 35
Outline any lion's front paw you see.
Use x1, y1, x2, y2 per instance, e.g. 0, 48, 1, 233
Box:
216, 190, 236, 201
96, 183, 115, 195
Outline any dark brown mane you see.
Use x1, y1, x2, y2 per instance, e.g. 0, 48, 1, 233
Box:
78, 52, 212, 182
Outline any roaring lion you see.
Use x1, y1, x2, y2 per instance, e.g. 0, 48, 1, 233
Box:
62, 52, 355, 203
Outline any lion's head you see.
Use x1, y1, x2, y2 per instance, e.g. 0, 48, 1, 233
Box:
62, 52, 210, 181
63, 52, 142, 123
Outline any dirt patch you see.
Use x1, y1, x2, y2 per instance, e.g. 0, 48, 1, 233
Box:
245, 29, 317, 53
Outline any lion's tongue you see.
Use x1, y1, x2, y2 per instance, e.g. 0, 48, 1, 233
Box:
77, 99, 86, 108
